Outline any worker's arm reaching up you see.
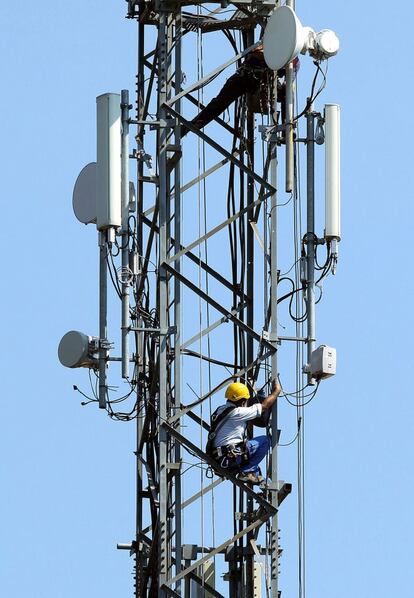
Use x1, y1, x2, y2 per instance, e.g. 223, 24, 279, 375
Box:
261, 379, 282, 411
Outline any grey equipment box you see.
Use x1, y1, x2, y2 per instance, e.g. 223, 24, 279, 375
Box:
310, 345, 336, 379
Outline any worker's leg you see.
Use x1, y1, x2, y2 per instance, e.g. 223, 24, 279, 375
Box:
186, 70, 260, 132
240, 435, 271, 474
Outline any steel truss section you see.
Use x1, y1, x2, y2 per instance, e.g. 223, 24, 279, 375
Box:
130, 2, 284, 596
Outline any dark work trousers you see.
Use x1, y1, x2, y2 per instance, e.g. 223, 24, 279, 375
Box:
182, 67, 285, 136
188, 67, 265, 132
238, 435, 271, 475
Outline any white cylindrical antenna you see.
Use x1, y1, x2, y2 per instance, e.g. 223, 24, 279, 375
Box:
285, 62, 294, 193
120, 89, 130, 380
325, 103, 341, 241
96, 93, 121, 230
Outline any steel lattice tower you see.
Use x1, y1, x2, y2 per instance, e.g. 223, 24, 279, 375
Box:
60, 1, 341, 596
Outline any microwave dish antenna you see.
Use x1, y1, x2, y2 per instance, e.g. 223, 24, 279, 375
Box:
263, 6, 306, 71
263, 5, 339, 70
72, 162, 97, 225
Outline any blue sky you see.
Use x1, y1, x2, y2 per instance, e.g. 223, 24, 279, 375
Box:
1, 2, 413, 597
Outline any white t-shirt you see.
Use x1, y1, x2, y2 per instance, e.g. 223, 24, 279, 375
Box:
212, 402, 263, 447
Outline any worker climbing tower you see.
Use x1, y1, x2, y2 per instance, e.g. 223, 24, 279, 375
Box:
59, 0, 341, 596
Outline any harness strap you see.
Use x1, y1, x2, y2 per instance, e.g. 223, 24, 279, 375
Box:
209, 404, 237, 438
212, 441, 250, 470
205, 405, 237, 460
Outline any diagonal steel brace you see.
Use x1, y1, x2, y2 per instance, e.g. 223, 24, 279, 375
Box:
168, 350, 274, 425
165, 104, 276, 194
163, 508, 271, 588
164, 423, 276, 514
140, 213, 249, 302
163, 263, 276, 353
165, 195, 265, 264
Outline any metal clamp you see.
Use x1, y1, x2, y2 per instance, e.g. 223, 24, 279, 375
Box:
99, 338, 113, 350
262, 330, 280, 345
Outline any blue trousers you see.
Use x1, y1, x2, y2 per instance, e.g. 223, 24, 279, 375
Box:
239, 435, 271, 475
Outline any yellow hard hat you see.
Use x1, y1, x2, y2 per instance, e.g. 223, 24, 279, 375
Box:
225, 382, 250, 402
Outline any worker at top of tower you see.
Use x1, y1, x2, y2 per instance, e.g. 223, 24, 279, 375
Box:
206, 379, 281, 485
181, 45, 299, 137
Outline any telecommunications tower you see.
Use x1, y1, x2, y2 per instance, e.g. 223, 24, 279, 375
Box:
59, 1, 341, 596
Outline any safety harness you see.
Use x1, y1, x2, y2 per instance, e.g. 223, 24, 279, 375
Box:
206, 404, 249, 471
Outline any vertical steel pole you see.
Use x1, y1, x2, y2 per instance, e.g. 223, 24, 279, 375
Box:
135, 17, 145, 596
173, 12, 183, 592
306, 107, 316, 382
246, 30, 255, 395
269, 137, 279, 598
245, 27, 255, 598
121, 89, 130, 380
98, 230, 108, 409
158, 7, 171, 594
269, 65, 280, 594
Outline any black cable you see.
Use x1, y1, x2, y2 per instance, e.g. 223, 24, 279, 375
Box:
282, 383, 311, 397
279, 417, 302, 447
284, 383, 320, 408
315, 284, 323, 305
276, 277, 302, 306
88, 369, 98, 400
106, 252, 122, 300
316, 255, 333, 284
112, 241, 121, 257
182, 349, 242, 370
294, 60, 327, 122
73, 384, 98, 405
289, 289, 307, 323
314, 242, 330, 270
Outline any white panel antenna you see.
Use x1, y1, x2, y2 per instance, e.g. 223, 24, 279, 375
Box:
96, 93, 122, 230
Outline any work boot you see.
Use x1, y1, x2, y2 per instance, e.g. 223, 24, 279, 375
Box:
236, 472, 261, 485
